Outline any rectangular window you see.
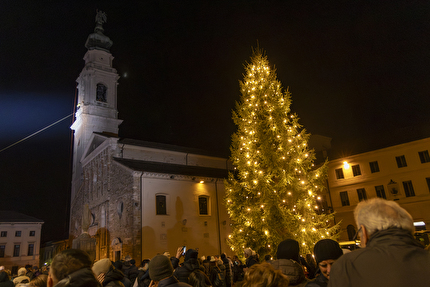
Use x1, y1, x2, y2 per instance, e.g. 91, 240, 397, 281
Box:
357, 188, 367, 201
396, 155, 407, 168
426, 177, 430, 192
419, 150, 430, 163
0, 231, 6, 237
369, 161, 380, 173
15, 231, 21, 237
352, 165, 361, 176
13, 245, 20, 257
335, 168, 344, 179
198, 196, 209, 215
403, 181, 415, 197
29, 231, 35, 237
340, 191, 350, 206
156, 195, 167, 215
375, 185, 386, 199
28, 244, 34, 256
0, 245, 4, 258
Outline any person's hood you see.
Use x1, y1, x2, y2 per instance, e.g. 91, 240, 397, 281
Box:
183, 258, 200, 271
54, 268, 101, 287
103, 268, 124, 286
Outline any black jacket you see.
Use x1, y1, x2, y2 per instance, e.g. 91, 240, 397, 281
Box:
245, 255, 258, 268
103, 268, 125, 287
0, 271, 14, 287
306, 271, 327, 287
54, 268, 101, 287
158, 276, 192, 287
173, 258, 203, 283
271, 259, 308, 286
122, 263, 139, 285
328, 228, 430, 287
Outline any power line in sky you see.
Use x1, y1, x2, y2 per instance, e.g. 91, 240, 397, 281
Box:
0, 114, 73, 154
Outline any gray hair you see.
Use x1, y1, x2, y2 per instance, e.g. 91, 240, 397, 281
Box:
354, 198, 414, 236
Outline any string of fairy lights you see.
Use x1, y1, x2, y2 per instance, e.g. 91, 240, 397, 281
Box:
224, 51, 339, 256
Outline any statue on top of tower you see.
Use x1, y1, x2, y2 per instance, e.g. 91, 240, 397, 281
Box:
85, 10, 113, 51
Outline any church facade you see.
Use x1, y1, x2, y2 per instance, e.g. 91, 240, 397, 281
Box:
69, 12, 233, 263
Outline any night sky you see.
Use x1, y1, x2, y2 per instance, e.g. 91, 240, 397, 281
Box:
1, 1, 429, 243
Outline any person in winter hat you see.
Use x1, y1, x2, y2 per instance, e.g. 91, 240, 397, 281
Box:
13, 268, 31, 285
270, 239, 308, 286
148, 255, 191, 287
93, 258, 126, 287
306, 239, 343, 287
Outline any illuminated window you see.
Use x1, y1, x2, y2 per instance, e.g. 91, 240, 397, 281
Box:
403, 181, 415, 197
375, 185, 386, 199
156, 195, 167, 215
369, 161, 380, 173
357, 188, 367, 201
335, 168, 344, 179
352, 165, 361, 176
198, 196, 209, 215
419, 151, 430, 163
396, 156, 407, 168
340, 191, 350, 206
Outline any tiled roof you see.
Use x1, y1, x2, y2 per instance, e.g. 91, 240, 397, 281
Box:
118, 138, 227, 158
0, 211, 44, 223
114, 157, 230, 179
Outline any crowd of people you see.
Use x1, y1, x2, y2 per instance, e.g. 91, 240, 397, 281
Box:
1, 198, 429, 287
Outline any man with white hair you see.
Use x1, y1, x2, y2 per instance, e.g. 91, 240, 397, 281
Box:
328, 198, 430, 287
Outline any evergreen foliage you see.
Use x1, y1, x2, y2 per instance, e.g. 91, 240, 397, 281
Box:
225, 49, 339, 257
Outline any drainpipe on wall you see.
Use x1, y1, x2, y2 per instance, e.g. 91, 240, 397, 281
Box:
140, 172, 144, 259
215, 179, 222, 254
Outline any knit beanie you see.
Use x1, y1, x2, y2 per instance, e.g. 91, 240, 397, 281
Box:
149, 255, 173, 282
184, 249, 198, 262
92, 258, 112, 276
276, 239, 300, 262
313, 239, 343, 265
18, 268, 26, 276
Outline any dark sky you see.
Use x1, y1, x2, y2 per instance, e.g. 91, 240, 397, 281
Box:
1, 1, 429, 242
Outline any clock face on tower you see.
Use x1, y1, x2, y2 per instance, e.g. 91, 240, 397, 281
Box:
96, 83, 107, 102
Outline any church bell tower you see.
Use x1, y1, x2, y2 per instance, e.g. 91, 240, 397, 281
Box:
70, 11, 122, 203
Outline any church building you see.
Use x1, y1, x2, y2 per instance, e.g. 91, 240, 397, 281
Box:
69, 12, 233, 263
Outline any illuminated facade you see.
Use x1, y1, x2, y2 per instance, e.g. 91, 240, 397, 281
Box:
0, 211, 43, 271
69, 12, 232, 263
327, 137, 430, 241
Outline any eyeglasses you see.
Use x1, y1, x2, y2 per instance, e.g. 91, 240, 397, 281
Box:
353, 226, 362, 241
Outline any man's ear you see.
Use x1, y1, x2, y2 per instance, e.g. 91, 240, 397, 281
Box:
47, 274, 54, 287
361, 225, 368, 247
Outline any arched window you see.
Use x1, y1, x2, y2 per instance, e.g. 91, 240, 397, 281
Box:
156, 195, 167, 215
96, 83, 107, 102
198, 195, 210, 215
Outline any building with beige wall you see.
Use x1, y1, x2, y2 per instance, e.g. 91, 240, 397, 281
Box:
0, 211, 43, 273
327, 137, 430, 242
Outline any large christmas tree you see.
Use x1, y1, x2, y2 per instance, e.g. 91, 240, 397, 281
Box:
225, 49, 339, 257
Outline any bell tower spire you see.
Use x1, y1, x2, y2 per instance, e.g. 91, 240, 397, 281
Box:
70, 10, 122, 202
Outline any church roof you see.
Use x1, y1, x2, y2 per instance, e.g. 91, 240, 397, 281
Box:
114, 157, 230, 179
0, 211, 44, 223
118, 138, 227, 158
85, 11, 113, 52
